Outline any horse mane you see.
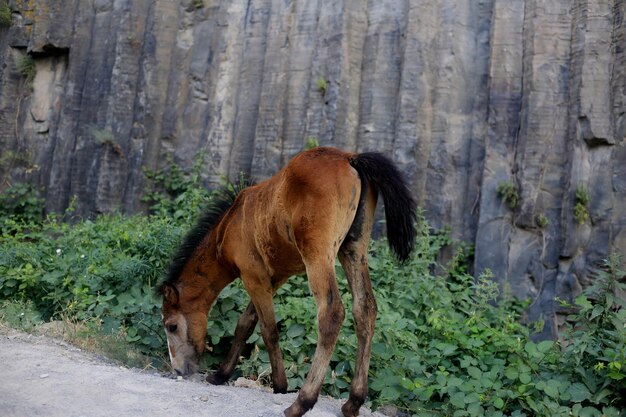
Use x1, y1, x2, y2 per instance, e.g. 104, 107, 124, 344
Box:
158, 177, 250, 293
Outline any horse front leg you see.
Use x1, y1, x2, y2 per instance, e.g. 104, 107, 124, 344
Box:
284, 263, 345, 417
206, 301, 258, 385
337, 183, 378, 417
243, 279, 288, 394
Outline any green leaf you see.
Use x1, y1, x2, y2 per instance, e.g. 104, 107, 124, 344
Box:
436, 373, 447, 387
287, 323, 305, 338
524, 342, 544, 359
592, 388, 612, 404
418, 386, 435, 401
493, 397, 504, 409
334, 378, 349, 389
575, 295, 593, 310
126, 326, 141, 342
467, 366, 482, 380
371, 342, 387, 356
590, 305, 604, 320
579, 407, 602, 417
467, 402, 483, 417
464, 392, 481, 404
448, 377, 464, 388
380, 386, 401, 401
543, 381, 559, 399
572, 403, 583, 416
519, 373, 531, 384
400, 377, 414, 390
436, 342, 458, 356
536, 340, 554, 353
525, 397, 540, 413
505, 367, 518, 380
480, 375, 494, 389
219, 297, 235, 313
568, 383, 591, 402
450, 392, 466, 408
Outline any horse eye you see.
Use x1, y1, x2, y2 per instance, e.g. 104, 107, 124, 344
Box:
167, 324, 178, 333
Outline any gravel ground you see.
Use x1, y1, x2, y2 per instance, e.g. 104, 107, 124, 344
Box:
0, 327, 389, 417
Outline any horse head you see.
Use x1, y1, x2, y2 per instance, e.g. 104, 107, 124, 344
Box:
160, 282, 208, 376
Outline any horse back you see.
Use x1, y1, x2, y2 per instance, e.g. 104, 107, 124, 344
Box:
217, 147, 362, 282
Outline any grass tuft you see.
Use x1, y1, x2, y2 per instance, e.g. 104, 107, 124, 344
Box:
16, 54, 36, 85
0, 3, 11, 27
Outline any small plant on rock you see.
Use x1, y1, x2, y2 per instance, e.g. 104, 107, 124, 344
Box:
304, 137, 320, 150
536, 214, 549, 229
574, 184, 590, 225
0, 3, 11, 27
316, 75, 328, 96
497, 180, 519, 209
16, 54, 36, 85
91, 127, 115, 145
91, 127, 124, 158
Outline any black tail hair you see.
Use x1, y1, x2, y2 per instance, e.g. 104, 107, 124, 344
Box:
349, 152, 417, 262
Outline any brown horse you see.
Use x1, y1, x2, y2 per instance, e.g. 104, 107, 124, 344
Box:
159, 147, 416, 417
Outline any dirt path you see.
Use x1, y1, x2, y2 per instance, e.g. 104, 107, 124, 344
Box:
0, 327, 388, 417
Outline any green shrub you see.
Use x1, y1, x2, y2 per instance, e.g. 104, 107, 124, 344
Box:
536, 214, 549, 229
1, 177, 624, 416
574, 185, 590, 225
0, 214, 184, 358
16, 54, 36, 85
0, 300, 43, 331
497, 181, 519, 209
559, 254, 626, 406
0, 182, 45, 230
0, 3, 11, 27
142, 153, 213, 222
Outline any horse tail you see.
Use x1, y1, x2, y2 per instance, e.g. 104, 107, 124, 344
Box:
349, 152, 417, 262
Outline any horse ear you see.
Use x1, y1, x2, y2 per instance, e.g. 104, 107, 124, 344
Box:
162, 283, 179, 306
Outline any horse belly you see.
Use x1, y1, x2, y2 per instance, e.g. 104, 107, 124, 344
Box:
259, 221, 306, 279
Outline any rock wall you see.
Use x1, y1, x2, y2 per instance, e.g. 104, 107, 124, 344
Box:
0, 0, 624, 337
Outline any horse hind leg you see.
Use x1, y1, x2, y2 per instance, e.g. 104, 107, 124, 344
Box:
337, 185, 378, 417
338, 244, 377, 417
206, 301, 258, 385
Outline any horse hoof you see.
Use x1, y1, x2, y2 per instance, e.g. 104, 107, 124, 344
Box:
341, 401, 360, 417
206, 372, 228, 385
284, 395, 317, 417
283, 404, 302, 417
273, 385, 288, 394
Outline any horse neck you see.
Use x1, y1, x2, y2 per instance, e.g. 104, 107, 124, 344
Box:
179, 237, 237, 310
